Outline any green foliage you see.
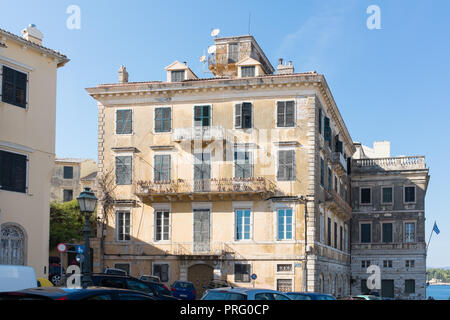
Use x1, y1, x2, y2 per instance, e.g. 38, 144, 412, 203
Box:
49, 200, 96, 250
427, 268, 450, 283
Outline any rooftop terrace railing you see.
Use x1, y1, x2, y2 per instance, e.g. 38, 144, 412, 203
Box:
352, 156, 426, 171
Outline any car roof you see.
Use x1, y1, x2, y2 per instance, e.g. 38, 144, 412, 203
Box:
207, 287, 286, 295
286, 292, 333, 296
9, 286, 149, 298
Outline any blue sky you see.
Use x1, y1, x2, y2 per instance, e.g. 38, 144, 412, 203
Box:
2, 0, 449, 267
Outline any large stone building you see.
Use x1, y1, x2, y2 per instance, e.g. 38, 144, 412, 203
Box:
0, 25, 69, 277
86, 35, 353, 297
350, 141, 429, 299
50, 158, 97, 202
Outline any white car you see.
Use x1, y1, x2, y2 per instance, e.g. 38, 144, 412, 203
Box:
0, 265, 38, 292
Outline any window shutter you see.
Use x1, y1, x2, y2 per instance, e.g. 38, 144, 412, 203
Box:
124, 110, 132, 134
277, 101, 285, 127
163, 108, 171, 131
154, 155, 162, 181
318, 108, 322, 134
286, 150, 295, 180
161, 155, 171, 180
116, 110, 123, 134
155, 108, 162, 132
116, 156, 132, 185
285, 101, 295, 127
324, 117, 331, 142
277, 150, 286, 180
235, 104, 242, 128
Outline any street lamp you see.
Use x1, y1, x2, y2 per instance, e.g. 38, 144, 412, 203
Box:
77, 187, 98, 289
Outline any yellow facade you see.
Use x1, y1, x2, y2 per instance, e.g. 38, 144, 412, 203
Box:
0, 26, 68, 277
87, 35, 354, 297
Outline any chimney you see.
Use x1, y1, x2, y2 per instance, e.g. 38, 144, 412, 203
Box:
277, 58, 294, 75
21, 24, 43, 45
118, 65, 129, 83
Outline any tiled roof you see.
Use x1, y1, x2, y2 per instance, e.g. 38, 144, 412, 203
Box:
0, 27, 69, 67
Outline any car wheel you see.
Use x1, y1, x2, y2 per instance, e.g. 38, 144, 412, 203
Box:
51, 275, 61, 286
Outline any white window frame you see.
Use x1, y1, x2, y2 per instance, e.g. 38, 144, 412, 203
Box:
275, 262, 294, 275
153, 203, 171, 243
233, 101, 254, 130
0, 62, 30, 110
153, 152, 172, 182
275, 277, 294, 293
275, 205, 295, 241
115, 209, 132, 242
404, 221, 416, 243
152, 261, 171, 283
0, 147, 29, 194
276, 146, 296, 182
232, 202, 253, 242
234, 262, 252, 283
114, 108, 133, 136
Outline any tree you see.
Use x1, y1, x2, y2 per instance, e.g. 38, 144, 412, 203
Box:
49, 200, 97, 250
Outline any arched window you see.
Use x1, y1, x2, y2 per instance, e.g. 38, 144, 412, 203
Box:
1, 224, 25, 265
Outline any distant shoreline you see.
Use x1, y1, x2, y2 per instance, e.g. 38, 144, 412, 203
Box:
428, 283, 450, 286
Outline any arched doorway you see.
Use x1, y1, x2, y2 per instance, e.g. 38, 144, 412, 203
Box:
0, 223, 26, 265
187, 264, 214, 299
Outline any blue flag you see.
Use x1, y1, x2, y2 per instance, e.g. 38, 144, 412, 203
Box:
433, 222, 440, 235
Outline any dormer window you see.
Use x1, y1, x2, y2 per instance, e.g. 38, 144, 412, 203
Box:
241, 66, 255, 77
171, 70, 185, 82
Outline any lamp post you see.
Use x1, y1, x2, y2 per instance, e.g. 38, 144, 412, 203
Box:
76, 187, 98, 289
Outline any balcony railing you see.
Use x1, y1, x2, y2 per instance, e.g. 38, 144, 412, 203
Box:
172, 126, 226, 142
325, 188, 352, 215
135, 177, 278, 198
331, 152, 347, 173
352, 156, 426, 171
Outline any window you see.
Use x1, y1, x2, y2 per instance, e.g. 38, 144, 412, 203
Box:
115, 156, 132, 185
235, 209, 251, 240
155, 211, 170, 241
318, 108, 322, 134
405, 279, 415, 294
383, 260, 393, 268
2, 65, 27, 108
234, 263, 251, 282
100, 277, 125, 289
116, 109, 132, 134
320, 158, 325, 187
361, 223, 371, 243
405, 260, 415, 268
382, 223, 393, 243
361, 260, 371, 269
327, 167, 332, 192
153, 264, 169, 283
126, 279, 153, 295
154, 107, 171, 132
0, 224, 25, 265
360, 188, 371, 204
116, 211, 130, 241
228, 43, 239, 63
63, 189, 73, 202
154, 155, 171, 182
340, 225, 343, 251
382, 187, 393, 204
405, 186, 416, 203
276, 279, 293, 292
194, 105, 210, 127
0, 150, 27, 193
277, 101, 295, 127
277, 208, 293, 240
241, 66, 255, 77
63, 166, 73, 179
319, 213, 324, 243
234, 150, 253, 179
405, 222, 415, 243
277, 150, 295, 181
235, 102, 252, 129
324, 116, 331, 147
334, 222, 338, 249
334, 176, 338, 193
114, 263, 130, 275
327, 217, 331, 246
171, 70, 185, 82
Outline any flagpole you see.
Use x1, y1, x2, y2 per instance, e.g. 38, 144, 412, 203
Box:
426, 221, 436, 253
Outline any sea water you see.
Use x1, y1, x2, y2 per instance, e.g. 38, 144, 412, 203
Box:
426, 285, 450, 300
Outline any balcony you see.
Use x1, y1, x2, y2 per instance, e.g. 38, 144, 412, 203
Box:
172, 126, 226, 142
352, 156, 426, 172
331, 152, 347, 174
325, 188, 352, 217
135, 177, 278, 202
351, 242, 426, 251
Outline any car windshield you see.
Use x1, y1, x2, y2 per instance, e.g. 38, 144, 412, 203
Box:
287, 294, 312, 300
315, 295, 335, 300
175, 282, 194, 289
202, 291, 247, 300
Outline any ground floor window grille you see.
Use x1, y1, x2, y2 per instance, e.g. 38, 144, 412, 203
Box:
0, 225, 25, 265
276, 279, 292, 292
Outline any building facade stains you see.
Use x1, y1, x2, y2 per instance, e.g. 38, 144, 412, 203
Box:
85, 35, 429, 299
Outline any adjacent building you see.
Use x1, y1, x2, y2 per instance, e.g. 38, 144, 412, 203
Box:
0, 25, 69, 277
50, 158, 97, 202
350, 141, 429, 299
87, 35, 354, 297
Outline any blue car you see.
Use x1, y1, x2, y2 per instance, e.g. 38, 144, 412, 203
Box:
286, 292, 336, 300
171, 281, 196, 300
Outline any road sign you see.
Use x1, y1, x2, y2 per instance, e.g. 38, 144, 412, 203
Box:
75, 245, 85, 254
251, 273, 257, 280
57, 243, 67, 253
76, 254, 85, 263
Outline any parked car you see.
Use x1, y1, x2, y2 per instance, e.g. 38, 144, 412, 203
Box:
171, 281, 196, 300
140, 275, 161, 283
104, 267, 127, 276
145, 281, 173, 297
37, 278, 54, 287
0, 287, 156, 300
91, 274, 178, 300
356, 295, 382, 300
285, 292, 336, 300
0, 265, 37, 292
48, 263, 64, 286
338, 296, 366, 300
201, 287, 292, 300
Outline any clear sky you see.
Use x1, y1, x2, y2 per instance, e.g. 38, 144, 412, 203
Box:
1, 0, 449, 267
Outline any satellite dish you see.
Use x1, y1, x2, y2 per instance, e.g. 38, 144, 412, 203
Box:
199, 55, 206, 62
207, 45, 216, 54
211, 28, 220, 37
